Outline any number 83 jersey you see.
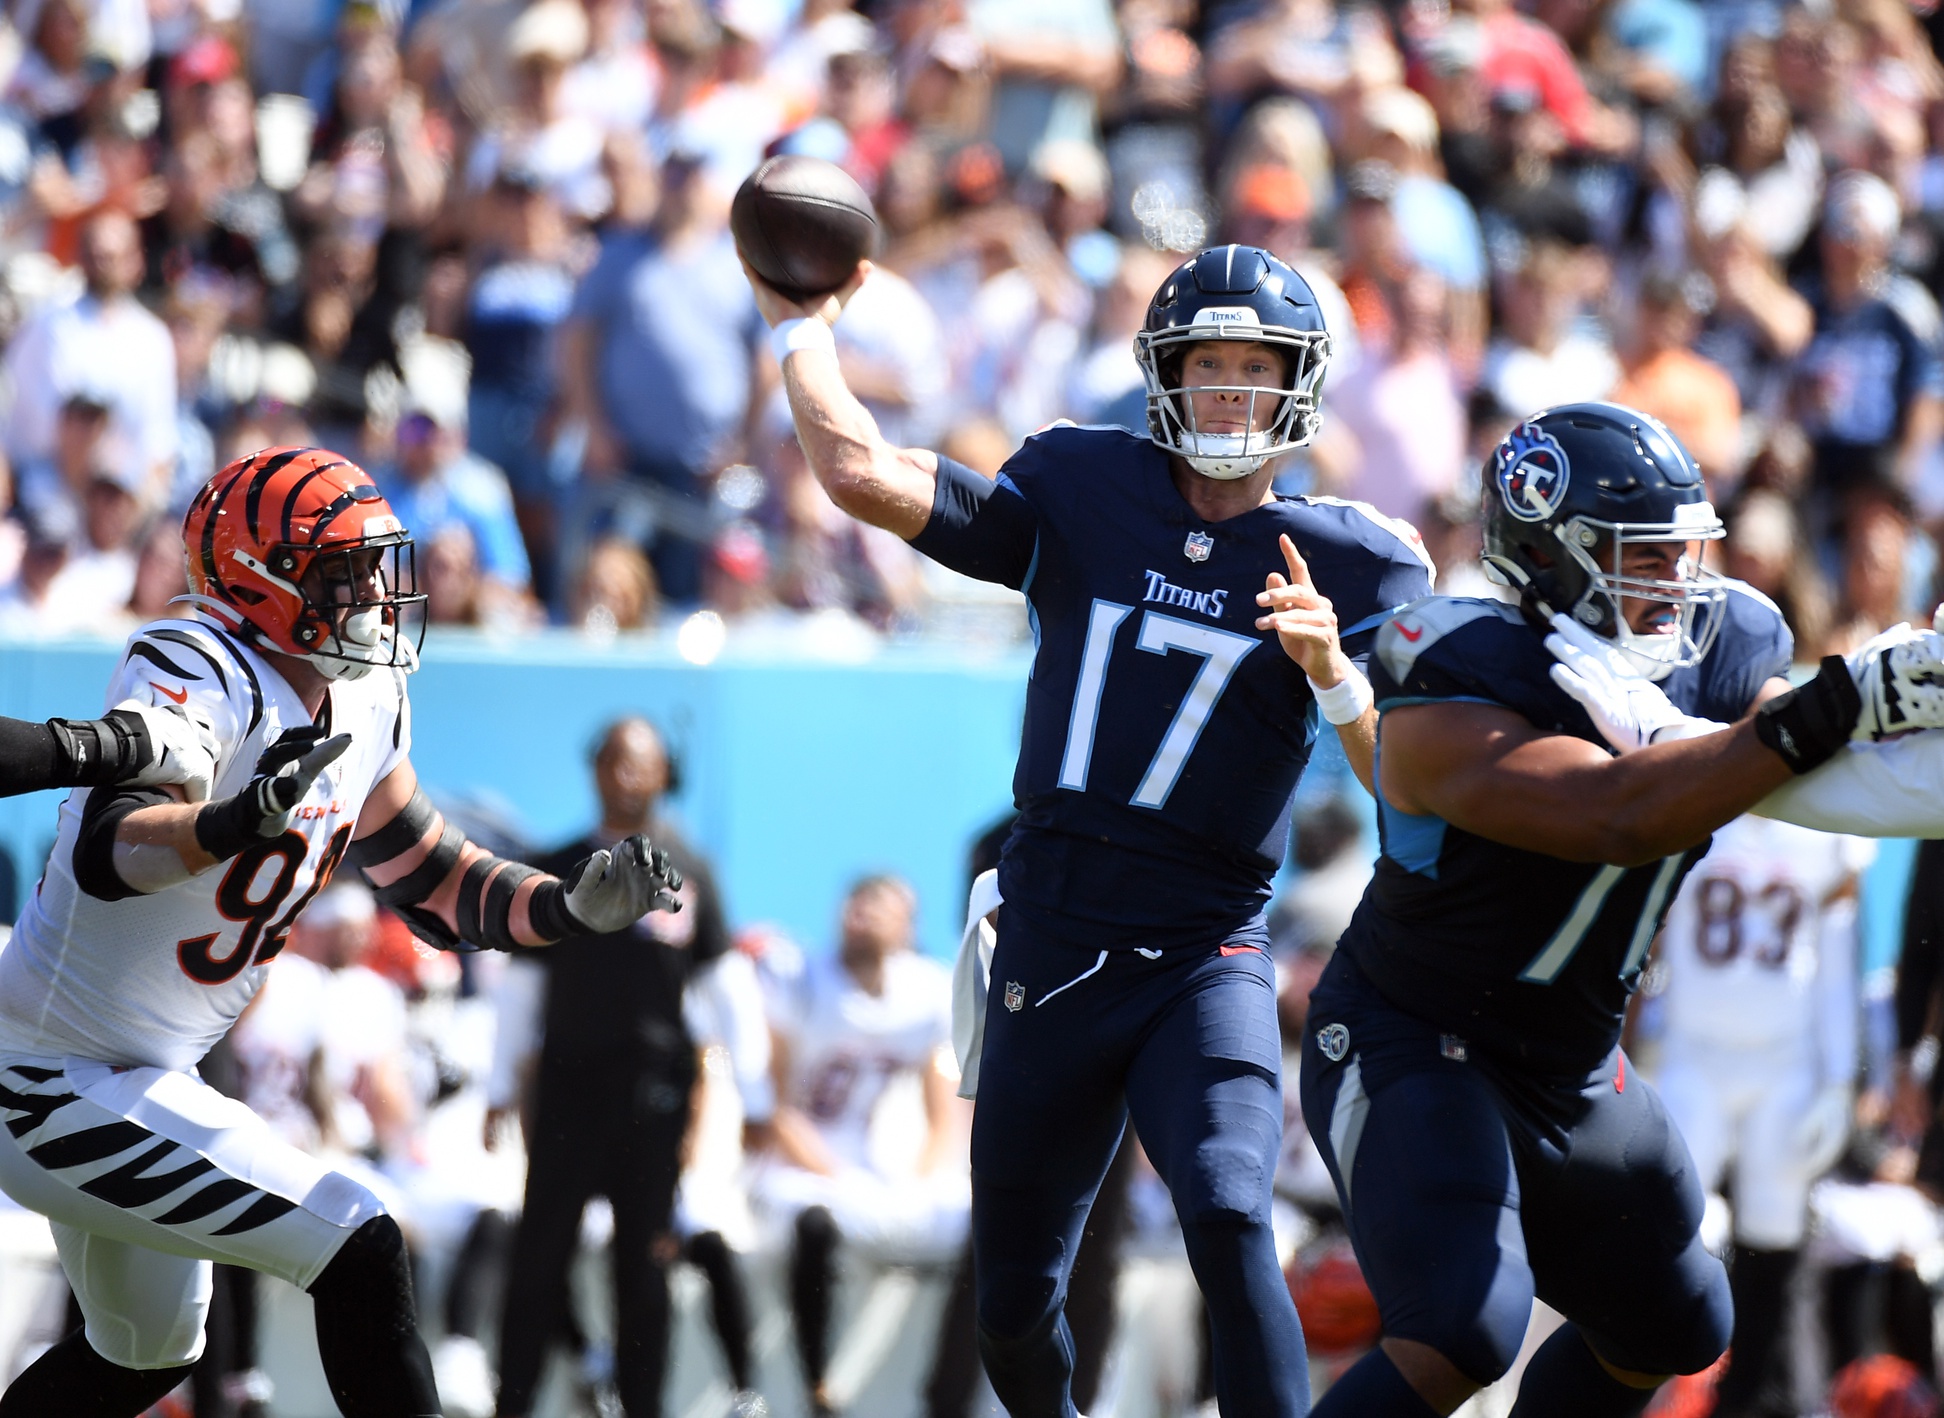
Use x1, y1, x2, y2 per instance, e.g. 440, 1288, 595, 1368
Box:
910, 425, 1434, 948
0, 613, 410, 1073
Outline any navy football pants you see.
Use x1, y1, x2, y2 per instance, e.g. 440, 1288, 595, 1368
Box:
971, 911, 1309, 1418
1299, 952, 1731, 1388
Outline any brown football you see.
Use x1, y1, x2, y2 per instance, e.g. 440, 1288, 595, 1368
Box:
731, 156, 879, 303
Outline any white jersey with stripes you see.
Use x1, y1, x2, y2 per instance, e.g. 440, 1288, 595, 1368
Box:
0, 612, 409, 1071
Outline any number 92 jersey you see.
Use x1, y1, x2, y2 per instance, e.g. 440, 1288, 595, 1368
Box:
910, 425, 1434, 948
1339, 585, 1793, 1076
0, 614, 410, 1073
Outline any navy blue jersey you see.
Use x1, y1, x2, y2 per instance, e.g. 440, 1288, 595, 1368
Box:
911, 425, 1434, 947
1340, 582, 1793, 1075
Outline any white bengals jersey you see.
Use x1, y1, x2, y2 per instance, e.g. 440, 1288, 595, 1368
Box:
0, 613, 410, 1072
774, 951, 951, 1171
1657, 814, 1874, 1055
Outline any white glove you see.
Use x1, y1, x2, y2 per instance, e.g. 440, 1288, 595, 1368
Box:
560, 834, 684, 933
1544, 614, 1726, 753
1847, 620, 1944, 741
1795, 1084, 1853, 1177
116, 699, 220, 802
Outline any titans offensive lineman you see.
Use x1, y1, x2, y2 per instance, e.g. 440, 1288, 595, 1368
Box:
0, 705, 215, 799
1298, 403, 1944, 1418
0, 449, 680, 1418
745, 244, 1432, 1416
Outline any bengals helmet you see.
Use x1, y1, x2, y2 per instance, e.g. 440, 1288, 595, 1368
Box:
182, 447, 426, 680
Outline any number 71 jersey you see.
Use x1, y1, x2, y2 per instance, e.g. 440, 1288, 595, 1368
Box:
910, 425, 1434, 947
0, 613, 410, 1073
1340, 588, 1794, 1075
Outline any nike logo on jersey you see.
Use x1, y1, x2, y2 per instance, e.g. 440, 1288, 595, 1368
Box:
1395, 622, 1424, 642
149, 682, 189, 704
1142, 570, 1228, 620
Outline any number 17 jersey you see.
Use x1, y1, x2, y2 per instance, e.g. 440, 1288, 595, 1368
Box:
911, 425, 1433, 948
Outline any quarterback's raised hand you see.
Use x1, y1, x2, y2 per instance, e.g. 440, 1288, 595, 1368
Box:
552, 835, 684, 935
1256, 534, 1342, 684
194, 725, 352, 861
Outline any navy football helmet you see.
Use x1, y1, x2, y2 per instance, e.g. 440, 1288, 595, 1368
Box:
1482, 402, 1727, 679
1135, 245, 1333, 479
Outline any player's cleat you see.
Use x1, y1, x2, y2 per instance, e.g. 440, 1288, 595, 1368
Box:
1848, 621, 1944, 741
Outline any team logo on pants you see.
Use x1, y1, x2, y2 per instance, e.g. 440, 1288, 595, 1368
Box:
1004, 981, 1025, 1012
1317, 1023, 1349, 1061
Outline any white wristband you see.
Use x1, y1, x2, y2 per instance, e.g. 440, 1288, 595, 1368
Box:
770, 317, 836, 363
1309, 665, 1374, 725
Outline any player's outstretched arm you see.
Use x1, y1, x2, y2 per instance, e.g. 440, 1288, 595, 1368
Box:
347, 761, 682, 951
742, 258, 939, 539
75, 724, 350, 898
1382, 658, 1864, 866
0, 703, 217, 799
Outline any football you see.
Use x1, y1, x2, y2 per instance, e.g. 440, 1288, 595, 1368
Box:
731, 155, 879, 303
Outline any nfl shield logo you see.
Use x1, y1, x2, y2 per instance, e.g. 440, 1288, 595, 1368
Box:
1004, 981, 1026, 1013
1184, 531, 1213, 562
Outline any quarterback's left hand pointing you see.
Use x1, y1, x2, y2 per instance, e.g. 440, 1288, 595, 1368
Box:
1257, 534, 1346, 685
558, 834, 683, 934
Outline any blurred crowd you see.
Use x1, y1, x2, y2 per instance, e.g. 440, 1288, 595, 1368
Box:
0, 0, 1939, 647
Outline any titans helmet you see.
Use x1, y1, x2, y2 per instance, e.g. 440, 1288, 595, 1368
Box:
1482, 402, 1726, 680
1134, 245, 1333, 480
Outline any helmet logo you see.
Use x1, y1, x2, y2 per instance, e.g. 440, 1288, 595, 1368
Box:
1494, 422, 1571, 523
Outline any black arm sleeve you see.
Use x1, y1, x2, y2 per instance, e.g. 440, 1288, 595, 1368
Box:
906, 457, 1040, 589
71, 785, 175, 901
0, 717, 69, 797
0, 712, 150, 797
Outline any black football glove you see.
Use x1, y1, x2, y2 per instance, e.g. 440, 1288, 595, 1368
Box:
195, 725, 351, 860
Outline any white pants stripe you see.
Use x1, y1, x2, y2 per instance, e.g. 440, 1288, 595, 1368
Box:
0, 1056, 385, 1368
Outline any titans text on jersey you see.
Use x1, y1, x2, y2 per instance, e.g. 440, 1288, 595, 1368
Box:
913, 423, 1433, 948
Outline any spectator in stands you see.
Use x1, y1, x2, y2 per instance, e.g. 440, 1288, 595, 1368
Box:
3, 211, 176, 491
755, 874, 963, 1418
461, 163, 578, 598
1480, 236, 1619, 414
377, 353, 540, 628
12, 392, 114, 547
44, 446, 149, 632
1611, 270, 1744, 484
557, 142, 763, 604
1793, 170, 1944, 505
1330, 267, 1467, 525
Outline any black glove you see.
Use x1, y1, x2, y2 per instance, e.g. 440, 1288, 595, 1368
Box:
195, 725, 351, 860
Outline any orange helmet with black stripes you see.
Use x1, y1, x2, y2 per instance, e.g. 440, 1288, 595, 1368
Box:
182, 447, 427, 680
